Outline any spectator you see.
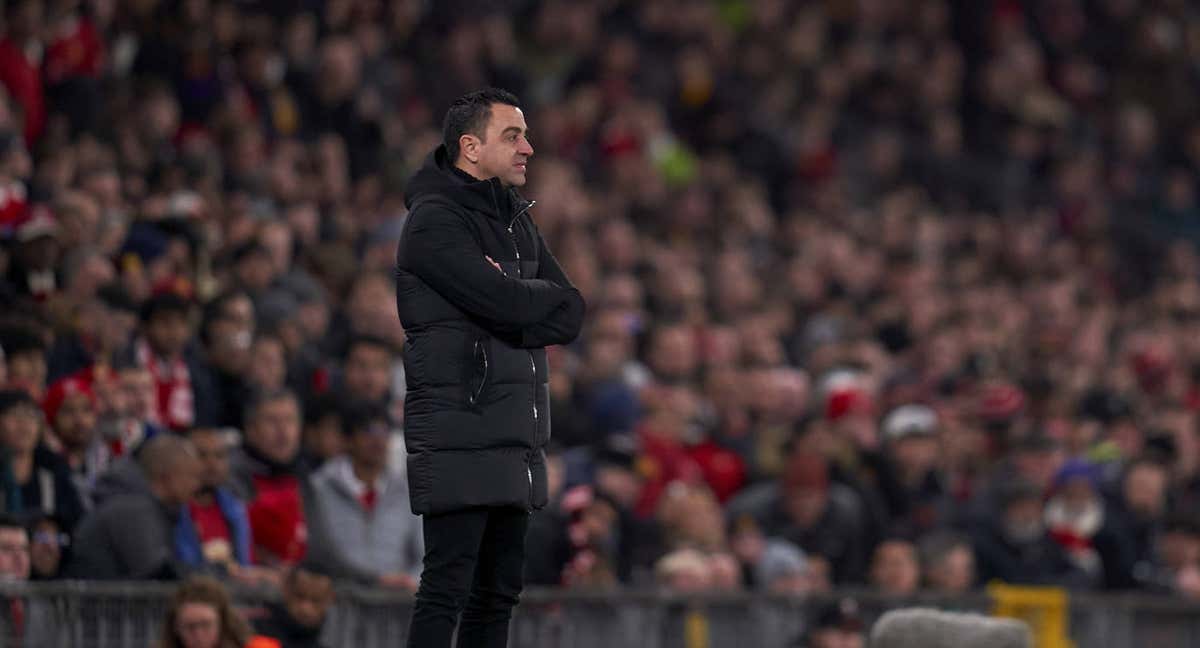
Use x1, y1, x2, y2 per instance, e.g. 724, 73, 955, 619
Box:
337, 334, 396, 408
68, 434, 202, 580
200, 291, 256, 429
654, 548, 712, 593
1110, 456, 1170, 588
795, 598, 865, 648
28, 514, 65, 580
157, 575, 259, 648
306, 401, 422, 588
128, 291, 223, 431
176, 428, 252, 576
229, 389, 308, 567
728, 452, 867, 584
252, 567, 334, 648
42, 374, 109, 508
0, 513, 28, 581
874, 404, 950, 537
1140, 514, 1200, 598
299, 395, 343, 471
919, 531, 976, 594
1043, 460, 1131, 588
0, 389, 83, 531
971, 479, 1085, 588
0, 326, 47, 400
870, 538, 921, 596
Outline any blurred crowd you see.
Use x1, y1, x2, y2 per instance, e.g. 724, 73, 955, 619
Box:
0, 2, 1198, 641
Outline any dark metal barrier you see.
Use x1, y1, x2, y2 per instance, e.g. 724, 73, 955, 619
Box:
0, 582, 1199, 647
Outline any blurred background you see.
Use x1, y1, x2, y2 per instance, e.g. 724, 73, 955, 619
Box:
0, 0, 1199, 646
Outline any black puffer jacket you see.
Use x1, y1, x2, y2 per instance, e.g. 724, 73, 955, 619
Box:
396, 146, 585, 515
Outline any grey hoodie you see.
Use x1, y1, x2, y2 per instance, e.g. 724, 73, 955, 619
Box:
305, 456, 423, 583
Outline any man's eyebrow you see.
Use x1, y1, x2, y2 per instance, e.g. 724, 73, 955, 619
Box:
501, 126, 526, 136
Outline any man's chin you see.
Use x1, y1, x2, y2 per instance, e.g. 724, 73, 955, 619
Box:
506, 173, 527, 187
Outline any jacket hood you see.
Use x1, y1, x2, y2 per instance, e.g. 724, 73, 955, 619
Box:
404, 145, 527, 220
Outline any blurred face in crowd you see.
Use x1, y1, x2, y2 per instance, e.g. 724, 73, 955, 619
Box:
870, 540, 920, 596
8, 351, 46, 399
120, 366, 158, 423
147, 310, 192, 359
343, 341, 393, 404
1124, 462, 1168, 520
304, 412, 344, 464
647, 325, 697, 382
784, 484, 828, 530
889, 433, 940, 480
925, 545, 975, 594
189, 429, 231, 491
284, 570, 334, 629
29, 518, 63, 579
457, 103, 534, 187
1161, 530, 1200, 571
207, 294, 254, 371
246, 396, 302, 464
247, 335, 287, 392
347, 417, 390, 475
156, 452, 203, 508
1003, 497, 1046, 544
53, 391, 97, 450
174, 602, 220, 648
1013, 446, 1064, 491
1, 402, 41, 455
810, 628, 864, 648
0, 525, 29, 581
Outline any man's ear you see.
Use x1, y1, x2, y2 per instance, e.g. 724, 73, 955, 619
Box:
459, 134, 482, 164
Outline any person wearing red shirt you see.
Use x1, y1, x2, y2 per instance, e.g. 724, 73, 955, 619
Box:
0, 1, 45, 144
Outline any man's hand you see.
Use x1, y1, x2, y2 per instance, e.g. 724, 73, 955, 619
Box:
485, 256, 504, 274
379, 573, 419, 591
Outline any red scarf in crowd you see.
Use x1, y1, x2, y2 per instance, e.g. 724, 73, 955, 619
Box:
135, 339, 194, 431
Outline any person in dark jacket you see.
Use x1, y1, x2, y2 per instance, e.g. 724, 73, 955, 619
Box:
252, 566, 333, 648
0, 389, 84, 532
67, 434, 203, 579
395, 88, 585, 648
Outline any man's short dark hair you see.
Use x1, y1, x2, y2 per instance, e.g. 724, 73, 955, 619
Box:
443, 88, 521, 164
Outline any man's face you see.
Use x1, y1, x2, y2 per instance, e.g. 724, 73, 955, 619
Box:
118, 367, 158, 422
247, 397, 302, 465
811, 629, 864, 648
190, 429, 231, 490
871, 541, 920, 595
161, 455, 203, 507
344, 344, 392, 403
285, 571, 334, 629
928, 546, 975, 593
348, 420, 390, 474
469, 103, 534, 187
0, 404, 41, 454
0, 527, 30, 581
1125, 464, 1168, 519
8, 351, 46, 398
54, 392, 97, 448
146, 311, 192, 358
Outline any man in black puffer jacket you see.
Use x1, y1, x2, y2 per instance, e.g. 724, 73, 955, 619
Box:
395, 88, 585, 648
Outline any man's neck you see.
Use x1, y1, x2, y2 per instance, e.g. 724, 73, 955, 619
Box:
453, 160, 488, 182
9, 452, 33, 483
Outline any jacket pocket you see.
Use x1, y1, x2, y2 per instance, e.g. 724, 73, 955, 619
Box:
465, 338, 490, 408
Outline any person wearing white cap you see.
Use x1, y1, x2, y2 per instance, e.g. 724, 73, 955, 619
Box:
874, 404, 949, 537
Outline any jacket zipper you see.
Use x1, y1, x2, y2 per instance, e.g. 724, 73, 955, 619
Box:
509, 199, 539, 507
469, 340, 488, 406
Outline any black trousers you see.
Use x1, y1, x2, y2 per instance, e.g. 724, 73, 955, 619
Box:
406, 506, 530, 648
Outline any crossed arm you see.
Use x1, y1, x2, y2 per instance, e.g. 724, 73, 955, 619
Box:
401, 207, 585, 347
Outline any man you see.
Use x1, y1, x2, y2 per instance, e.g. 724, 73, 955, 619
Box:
0, 389, 83, 532
0, 514, 29, 580
68, 434, 202, 579
796, 598, 865, 648
395, 88, 585, 647
870, 538, 921, 596
176, 427, 252, 572
229, 389, 309, 567
42, 374, 110, 508
128, 290, 222, 431
306, 401, 422, 588
918, 531, 976, 593
252, 566, 334, 648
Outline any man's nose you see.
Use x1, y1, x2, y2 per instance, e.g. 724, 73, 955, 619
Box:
518, 137, 534, 157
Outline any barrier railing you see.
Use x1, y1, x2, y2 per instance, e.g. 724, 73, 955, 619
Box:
0, 582, 1199, 648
